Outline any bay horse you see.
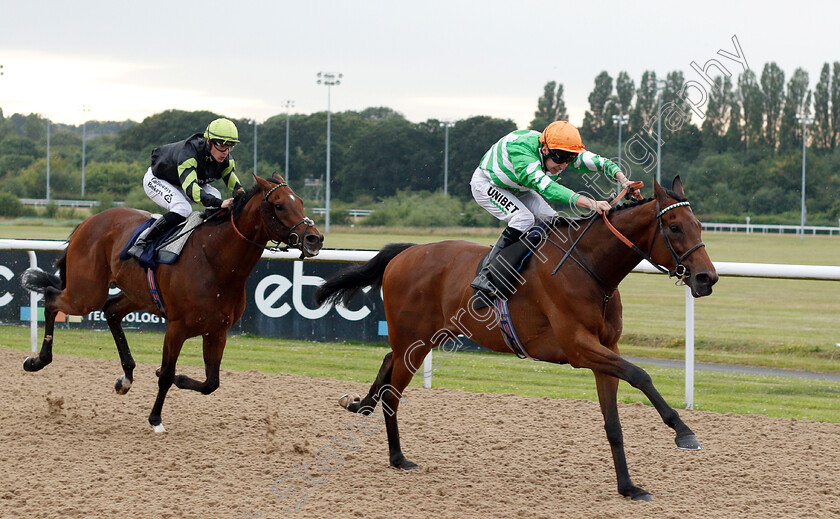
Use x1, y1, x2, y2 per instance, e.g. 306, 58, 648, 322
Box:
315, 177, 717, 501
21, 172, 323, 432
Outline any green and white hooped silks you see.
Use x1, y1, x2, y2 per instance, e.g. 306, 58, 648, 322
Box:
470, 167, 556, 232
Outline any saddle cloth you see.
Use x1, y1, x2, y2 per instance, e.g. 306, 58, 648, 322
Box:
119, 212, 206, 270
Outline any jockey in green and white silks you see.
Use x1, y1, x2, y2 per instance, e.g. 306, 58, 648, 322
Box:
469, 121, 634, 305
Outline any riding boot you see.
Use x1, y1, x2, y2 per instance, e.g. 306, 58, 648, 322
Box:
470, 227, 523, 304
127, 212, 185, 258
471, 226, 545, 310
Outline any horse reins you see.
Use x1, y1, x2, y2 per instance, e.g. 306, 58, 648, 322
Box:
549, 181, 646, 288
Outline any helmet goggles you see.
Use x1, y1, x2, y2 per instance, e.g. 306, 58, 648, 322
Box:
546, 149, 579, 164
211, 139, 236, 152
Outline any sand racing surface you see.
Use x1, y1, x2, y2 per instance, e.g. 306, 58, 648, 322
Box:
1, 346, 838, 518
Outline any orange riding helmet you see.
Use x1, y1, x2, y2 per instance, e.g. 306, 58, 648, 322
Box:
539, 121, 586, 153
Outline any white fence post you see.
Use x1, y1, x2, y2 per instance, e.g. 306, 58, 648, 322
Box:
423, 351, 433, 388
27, 251, 38, 353
684, 285, 695, 409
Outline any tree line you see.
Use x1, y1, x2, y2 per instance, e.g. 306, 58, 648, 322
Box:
0, 61, 838, 225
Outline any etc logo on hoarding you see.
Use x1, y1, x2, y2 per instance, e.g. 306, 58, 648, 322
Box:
253, 262, 373, 321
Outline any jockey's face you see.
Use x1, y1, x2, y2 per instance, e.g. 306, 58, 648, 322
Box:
542, 147, 569, 174
209, 141, 232, 162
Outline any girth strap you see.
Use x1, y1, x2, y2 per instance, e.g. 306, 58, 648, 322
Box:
146, 268, 167, 319
495, 297, 531, 360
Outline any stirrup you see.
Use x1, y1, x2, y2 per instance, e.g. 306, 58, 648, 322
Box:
470, 272, 497, 311
469, 272, 493, 292
471, 289, 495, 311
127, 240, 148, 259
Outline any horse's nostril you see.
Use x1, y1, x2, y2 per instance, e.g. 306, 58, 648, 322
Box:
695, 273, 713, 286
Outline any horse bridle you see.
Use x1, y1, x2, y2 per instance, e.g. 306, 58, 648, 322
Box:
229, 181, 316, 257
601, 182, 706, 284
653, 200, 706, 282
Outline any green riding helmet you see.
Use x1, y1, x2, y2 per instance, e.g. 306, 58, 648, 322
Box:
204, 118, 240, 144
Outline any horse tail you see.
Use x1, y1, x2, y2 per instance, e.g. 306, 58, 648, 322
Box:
21, 252, 67, 294
315, 243, 415, 307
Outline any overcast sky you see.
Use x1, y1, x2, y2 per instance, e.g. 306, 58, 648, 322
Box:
1, 0, 837, 128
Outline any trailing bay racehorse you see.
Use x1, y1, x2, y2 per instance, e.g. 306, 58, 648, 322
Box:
315, 177, 717, 501
21, 173, 323, 432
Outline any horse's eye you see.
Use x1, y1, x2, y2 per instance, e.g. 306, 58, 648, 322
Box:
274, 203, 284, 211
669, 224, 681, 233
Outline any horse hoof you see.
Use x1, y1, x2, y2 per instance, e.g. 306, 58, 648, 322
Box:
152, 423, 166, 434
676, 433, 702, 450
338, 394, 361, 409
632, 492, 653, 502
114, 375, 132, 395
23, 356, 49, 372
155, 366, 162, 377
390, 455, 419, 471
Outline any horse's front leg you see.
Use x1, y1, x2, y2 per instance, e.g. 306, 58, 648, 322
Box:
149, 324, 188, 433
593, 371, 652, 501
612, 357, 700, 450
173, 330, 226, 395
579, 342, 700, 450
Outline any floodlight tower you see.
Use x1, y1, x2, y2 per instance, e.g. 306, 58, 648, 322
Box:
316, 72, 342, 234
795, 113, 814, 240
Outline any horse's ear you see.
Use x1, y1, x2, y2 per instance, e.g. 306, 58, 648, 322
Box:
271, 171, 286, 183
671, 175, 686, 199
253, 174, 271, 191
653, 178, 666, 200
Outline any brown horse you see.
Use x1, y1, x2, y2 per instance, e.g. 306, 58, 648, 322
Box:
315, 177, 717, 501
21, 173, 323, 432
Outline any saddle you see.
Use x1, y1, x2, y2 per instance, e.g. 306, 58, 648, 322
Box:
119, 212, 207, 271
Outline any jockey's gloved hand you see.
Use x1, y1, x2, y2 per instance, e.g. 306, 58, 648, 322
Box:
200, 192, 223, 208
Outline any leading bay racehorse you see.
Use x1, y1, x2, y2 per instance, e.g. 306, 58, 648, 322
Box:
315, 177, 717, 501
21, 173, 323, 432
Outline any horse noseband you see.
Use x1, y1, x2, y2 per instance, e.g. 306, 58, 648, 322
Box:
282, 218, 315, 248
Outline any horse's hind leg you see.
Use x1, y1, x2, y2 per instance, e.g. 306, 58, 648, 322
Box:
23, 254, 110, 372
340, 345, 420, 470
23, 286, 60, 372
172, 330, 225, 395
342, 351, 394, 415
378, 340, 432, 471
593, 372, 652, 501
102, 294, 140, 394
